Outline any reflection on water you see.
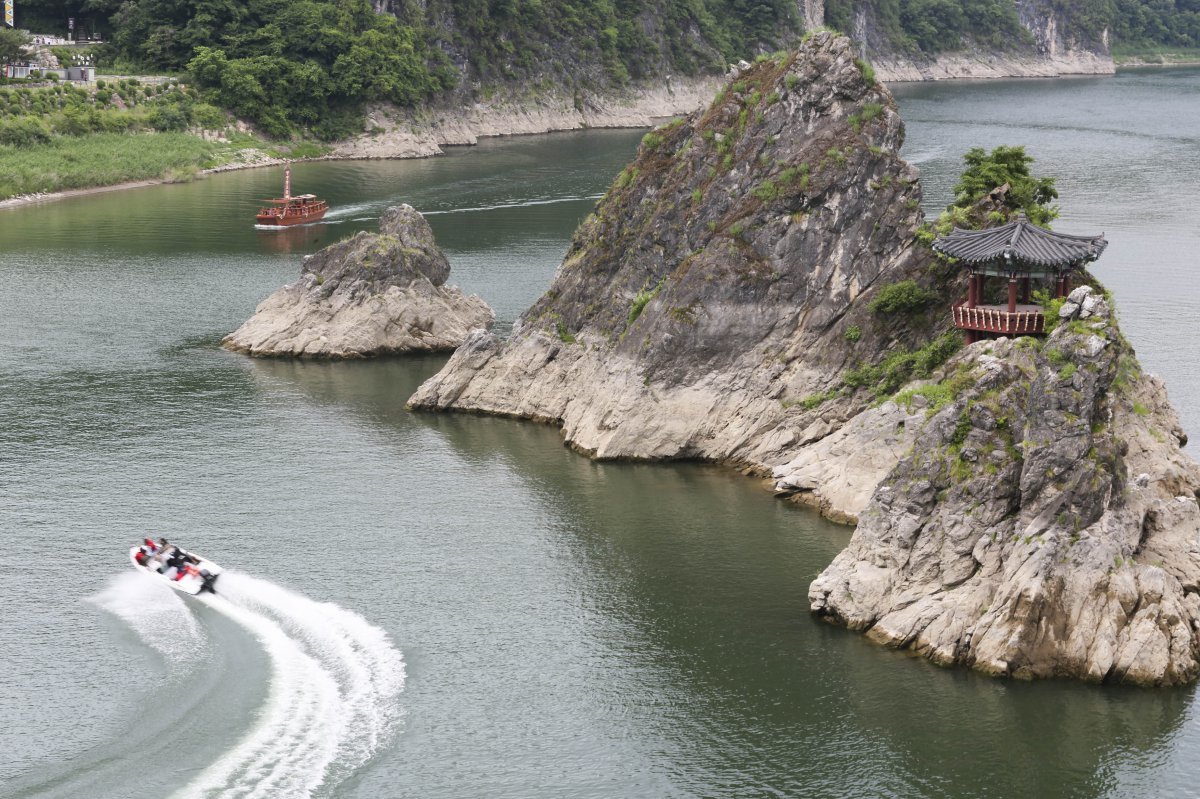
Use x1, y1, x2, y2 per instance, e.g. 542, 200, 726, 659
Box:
3, 71, 1200, 798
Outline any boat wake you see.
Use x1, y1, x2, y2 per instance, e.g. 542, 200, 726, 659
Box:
92, 572, 208, 670
99, 571, 405, 798
420, 194, 602, 215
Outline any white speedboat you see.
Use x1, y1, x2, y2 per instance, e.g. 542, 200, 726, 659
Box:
129, 543, 222, 596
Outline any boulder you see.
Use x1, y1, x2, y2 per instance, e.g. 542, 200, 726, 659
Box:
223, 205, 494, 359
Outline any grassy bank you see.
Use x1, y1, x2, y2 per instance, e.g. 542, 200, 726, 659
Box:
0, 79, 330, 201
1113, 45, 1200, 65
0, 132, 224, 198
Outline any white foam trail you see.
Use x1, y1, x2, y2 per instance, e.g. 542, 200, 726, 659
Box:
91, 572, 206, 667
172, 573, 405, 799
420, 194, 602, 215
321, 201, 378, 219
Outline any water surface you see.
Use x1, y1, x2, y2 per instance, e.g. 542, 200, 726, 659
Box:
3, 71, 1200, 798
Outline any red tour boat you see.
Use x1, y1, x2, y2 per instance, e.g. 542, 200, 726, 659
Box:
255, 166, 328, 226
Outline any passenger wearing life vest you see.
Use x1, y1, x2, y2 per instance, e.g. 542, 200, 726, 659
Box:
175, 562, 201, 582
134, 537, 159, 566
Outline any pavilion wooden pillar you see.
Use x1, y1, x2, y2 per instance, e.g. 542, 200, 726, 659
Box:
1007, 278, 1018, 313
967, 273, 978, 308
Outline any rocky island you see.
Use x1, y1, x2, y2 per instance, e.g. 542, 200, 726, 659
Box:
223, 205, 493, 359
407, 33, 1200, 685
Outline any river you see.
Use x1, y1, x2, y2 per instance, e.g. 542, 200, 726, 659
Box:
2, 68, 1199, 799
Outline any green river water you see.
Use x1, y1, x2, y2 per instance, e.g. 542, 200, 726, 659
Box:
2, 69, 1200, 798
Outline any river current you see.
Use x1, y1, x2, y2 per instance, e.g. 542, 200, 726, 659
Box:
2, 68, 1200, 798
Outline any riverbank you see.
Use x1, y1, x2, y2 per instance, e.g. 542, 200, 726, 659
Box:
6, 52, 1190, 213
1114, 46, 1200, 66
0, 135, 309, 210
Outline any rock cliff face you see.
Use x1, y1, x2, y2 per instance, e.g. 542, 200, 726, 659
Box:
408, 34, 1200, 685
409, 33, 940, 470
852, 0, 1113, 81
811, 288, 1200, 685
223, 205, 493, 358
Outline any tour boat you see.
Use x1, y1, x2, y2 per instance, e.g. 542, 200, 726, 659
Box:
255, 166, 328, 226
130, 540, 222, 596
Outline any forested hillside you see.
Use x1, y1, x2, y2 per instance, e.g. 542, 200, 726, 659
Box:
13, 0, 1200, 139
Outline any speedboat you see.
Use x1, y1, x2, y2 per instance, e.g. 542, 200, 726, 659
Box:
130, 542, 221, 596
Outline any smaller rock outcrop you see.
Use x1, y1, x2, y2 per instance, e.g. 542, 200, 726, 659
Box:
223, 205, 494, 358
809, 286, 1200, 685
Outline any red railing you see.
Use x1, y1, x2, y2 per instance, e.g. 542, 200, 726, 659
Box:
951, 303, 1045, 335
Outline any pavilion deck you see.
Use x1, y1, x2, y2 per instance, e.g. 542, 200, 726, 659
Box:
951, 302, 1045, 336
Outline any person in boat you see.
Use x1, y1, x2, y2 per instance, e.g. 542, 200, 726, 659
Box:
175, 562, 200, 582
134, 537, 161, 566
162, 546, 187, 578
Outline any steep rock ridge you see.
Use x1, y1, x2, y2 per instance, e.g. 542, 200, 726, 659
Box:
409, 33, 948, 476
810, 287, 1200, 685
223, 205, 493, 358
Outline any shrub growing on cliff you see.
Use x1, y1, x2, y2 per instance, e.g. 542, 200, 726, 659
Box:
627, 279, 664, 327
952, 146, 1059, 227
869, 280, 939, 314
844, 332, 963, 397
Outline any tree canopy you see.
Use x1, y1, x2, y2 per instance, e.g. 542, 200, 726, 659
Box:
952, 146, 1059, 227
0, 28, 31, 65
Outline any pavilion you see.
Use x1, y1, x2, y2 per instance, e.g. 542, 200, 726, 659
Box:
933, 214, 1107, 344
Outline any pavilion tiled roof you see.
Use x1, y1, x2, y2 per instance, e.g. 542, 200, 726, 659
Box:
933, 216, 1107, 269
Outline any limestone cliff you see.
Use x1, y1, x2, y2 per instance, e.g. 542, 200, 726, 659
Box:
407, 34, 1200, 685
223, 205, 493, 358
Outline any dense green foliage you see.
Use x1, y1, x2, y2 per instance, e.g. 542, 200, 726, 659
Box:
16, 0, 1200, 140
47, 0, 799, 138
952, 145, 1059, 226
0, 80, 226, 142
824, 0, 1200, 53
78, 0, 453, 139
431, 0, 799, 83
825, 0, 1030, 52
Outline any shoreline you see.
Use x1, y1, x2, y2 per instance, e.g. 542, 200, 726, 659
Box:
8, 54, 1196, 213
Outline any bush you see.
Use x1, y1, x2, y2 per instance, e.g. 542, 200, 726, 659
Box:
869, 280, 939, 314
627, 279, 664, 326
0, 117, 52, 146
190, 102, 227, 130
149, 104, 189, 132
844, 332, 963, 397
856, 58, 876, 84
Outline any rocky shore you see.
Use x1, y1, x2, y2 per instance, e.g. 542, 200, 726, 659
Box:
407, 33, 1200, 685
223, 205, 493, 358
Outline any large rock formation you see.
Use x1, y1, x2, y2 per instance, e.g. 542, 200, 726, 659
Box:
408, 34, 1200, 685
409, 33, 939, 471
811, 288, 1200, 684
223, 205, 493, 358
